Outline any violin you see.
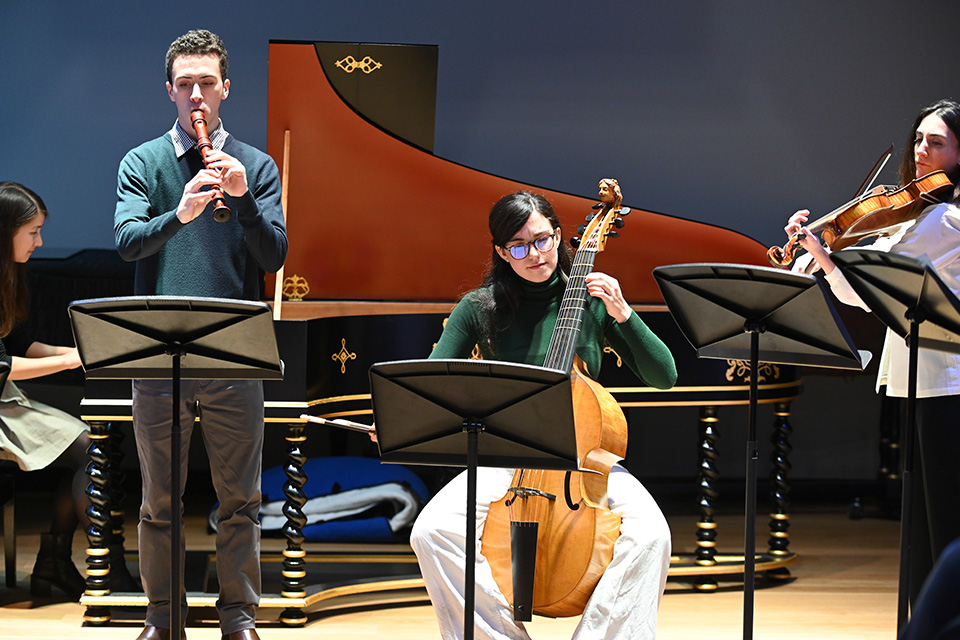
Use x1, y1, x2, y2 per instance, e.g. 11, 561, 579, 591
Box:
480, 179, 631, 620
767, 170, 954, 268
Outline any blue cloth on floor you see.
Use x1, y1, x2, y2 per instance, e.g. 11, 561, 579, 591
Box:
209, 456, 431, 543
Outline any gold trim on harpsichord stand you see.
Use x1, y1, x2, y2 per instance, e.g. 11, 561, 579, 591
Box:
282, 274, 310, 301
335, 55, 383, 74
725, 359, 781, 383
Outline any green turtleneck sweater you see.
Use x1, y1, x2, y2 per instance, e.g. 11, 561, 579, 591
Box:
430, 272, 677, 389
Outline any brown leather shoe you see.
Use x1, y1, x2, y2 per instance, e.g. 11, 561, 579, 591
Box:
221, 630, 260, 640
135, 625, 187, 640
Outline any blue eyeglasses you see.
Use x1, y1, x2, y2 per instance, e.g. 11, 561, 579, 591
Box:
503, 229, 559, 260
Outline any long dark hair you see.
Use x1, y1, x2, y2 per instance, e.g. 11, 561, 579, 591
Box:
899, 99, 960, 201
473, 191, 573, 351
0, 182, 46, 337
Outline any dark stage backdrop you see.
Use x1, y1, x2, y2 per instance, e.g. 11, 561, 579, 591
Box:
1, 0, 956, 483
3, 0, 957, 254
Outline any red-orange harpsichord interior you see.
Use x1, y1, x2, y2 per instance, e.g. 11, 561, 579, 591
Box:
265, 41, 767, 304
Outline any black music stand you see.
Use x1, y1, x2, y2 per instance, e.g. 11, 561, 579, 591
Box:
652, 263, 865, 640
831, 249, 960, 632
68, 296, 283, 636
368, 358, 579, 640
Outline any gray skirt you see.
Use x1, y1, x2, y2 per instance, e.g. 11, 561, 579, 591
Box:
0, 380, 88, 471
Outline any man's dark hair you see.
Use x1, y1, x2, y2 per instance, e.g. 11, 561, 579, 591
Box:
165, 29, 229, 83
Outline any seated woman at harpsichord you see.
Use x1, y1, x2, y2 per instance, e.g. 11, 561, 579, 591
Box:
0, 181, 137, 598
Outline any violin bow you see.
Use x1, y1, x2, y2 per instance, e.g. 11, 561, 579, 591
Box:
854, 143, 895, 198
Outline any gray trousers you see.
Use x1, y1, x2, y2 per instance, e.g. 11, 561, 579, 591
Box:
132, 378, 264, 633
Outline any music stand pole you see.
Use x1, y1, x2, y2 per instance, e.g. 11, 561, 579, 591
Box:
743, 327, 761, 636
463, 421, 481, 640
368, 358, 580, 640
68, 296, 283, 638
169, 348, 184, 636
829, 249, 960, 634
652, 263, 865, 640
898, 318, 919, 629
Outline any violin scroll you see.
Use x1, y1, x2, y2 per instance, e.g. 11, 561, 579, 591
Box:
767, 229, 814, 268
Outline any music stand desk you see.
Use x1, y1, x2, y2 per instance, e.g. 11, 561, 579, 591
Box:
369, 358, 579, 640
653, 263, 864, 640
69, 296, 282, 634
831, 249, 960, 630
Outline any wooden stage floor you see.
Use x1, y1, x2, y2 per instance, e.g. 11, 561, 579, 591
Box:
0, 491, 900, 640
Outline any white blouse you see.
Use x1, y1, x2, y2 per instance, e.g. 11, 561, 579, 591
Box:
822, 201, 960, 398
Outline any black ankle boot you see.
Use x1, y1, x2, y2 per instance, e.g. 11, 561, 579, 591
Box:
107, 543, 142, 592
30, 532, 86, 599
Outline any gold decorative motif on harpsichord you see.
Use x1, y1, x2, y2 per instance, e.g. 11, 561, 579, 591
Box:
281, 274, 310, 301
335, 55, 383, 74
724, 360, 781, 383
603, 343, 623, 367
332, 338, 357, 374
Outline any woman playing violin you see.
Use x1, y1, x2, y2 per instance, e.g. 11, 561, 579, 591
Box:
410, 190, 677, 640
784, 99, 960, 604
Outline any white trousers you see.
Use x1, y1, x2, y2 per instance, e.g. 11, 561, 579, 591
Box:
410, 465, 671, 640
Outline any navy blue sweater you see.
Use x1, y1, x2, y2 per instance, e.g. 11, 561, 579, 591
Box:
114, 133, 287, 299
